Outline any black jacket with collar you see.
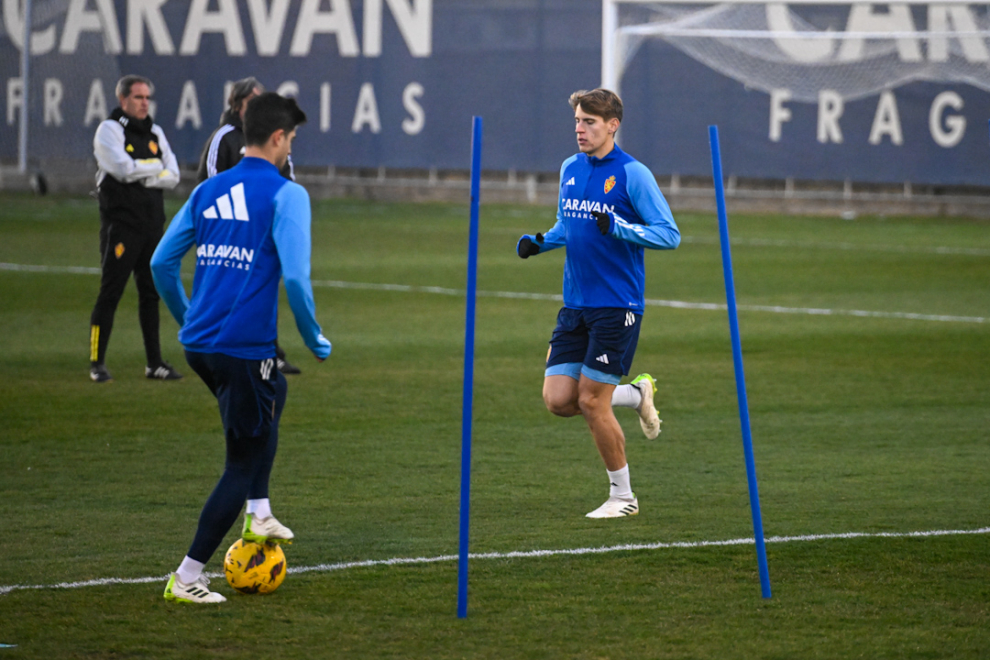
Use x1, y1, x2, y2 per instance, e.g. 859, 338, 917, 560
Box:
196, 110, 293, 184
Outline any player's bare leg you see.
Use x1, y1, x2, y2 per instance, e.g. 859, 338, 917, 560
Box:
543, 374, 639, 517
543, 374, 581, 417
578, 376, 639, 518
577, 376, 626, 471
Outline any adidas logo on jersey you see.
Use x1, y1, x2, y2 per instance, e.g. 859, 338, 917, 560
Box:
203, 183, 249, 222
596, 353, 609, 365
564, 177, 575, 186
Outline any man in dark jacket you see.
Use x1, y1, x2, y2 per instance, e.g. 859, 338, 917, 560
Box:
196, 77, 300, 374
89, 74, 182, 383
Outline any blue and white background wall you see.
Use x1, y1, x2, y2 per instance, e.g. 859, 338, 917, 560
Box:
1, 0, 988, 186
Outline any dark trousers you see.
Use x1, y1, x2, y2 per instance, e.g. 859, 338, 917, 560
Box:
89, 219, 163, 366
184, 350, 288, 564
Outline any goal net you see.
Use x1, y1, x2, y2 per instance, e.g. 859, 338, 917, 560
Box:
603, 0, 990, 103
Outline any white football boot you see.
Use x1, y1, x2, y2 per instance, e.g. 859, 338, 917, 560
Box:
586, 495, 639, 519
163, 573, 226, 604
630, 373, 661, 440
242, 513, 294, 545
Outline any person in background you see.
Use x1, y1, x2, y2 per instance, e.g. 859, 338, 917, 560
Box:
89, 74, 182, 383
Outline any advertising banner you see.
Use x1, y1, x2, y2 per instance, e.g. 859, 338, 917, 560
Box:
1, 0, 987, 186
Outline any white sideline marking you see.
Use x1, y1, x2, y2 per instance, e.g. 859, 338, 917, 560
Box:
1, 263, 986, 325
681, 236, 990, 257
0, 262, 101, 275
312, 280, 989, 325
493, 229, 990, 258
1, 526, 987, 596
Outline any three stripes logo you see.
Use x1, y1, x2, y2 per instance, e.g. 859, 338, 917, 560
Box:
625, 312, 635, 327
260, 358, 274, 381
564, 177, 575, 186
618, 501, 638, 516
148, 365, 173, 379
596, 354, 609, 365
203, 183, 249, 222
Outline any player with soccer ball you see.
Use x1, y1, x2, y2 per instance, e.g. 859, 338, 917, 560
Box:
516, 88, 680, 519
152, 93, 332, 604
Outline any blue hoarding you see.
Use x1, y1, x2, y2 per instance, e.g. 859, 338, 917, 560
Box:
1, 0, 988, 186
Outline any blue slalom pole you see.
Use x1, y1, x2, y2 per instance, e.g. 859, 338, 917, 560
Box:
457, 116, 483, 618
708, 125, 772, 599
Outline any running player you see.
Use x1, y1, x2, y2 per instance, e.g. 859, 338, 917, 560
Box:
516, 88, 680, 518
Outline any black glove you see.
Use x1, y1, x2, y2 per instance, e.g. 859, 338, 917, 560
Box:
517, 232, 544, 259
592, 211, 612, 235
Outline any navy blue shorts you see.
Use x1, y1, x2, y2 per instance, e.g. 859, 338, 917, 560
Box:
185, 350, 287, 441
544, 307, 642, 385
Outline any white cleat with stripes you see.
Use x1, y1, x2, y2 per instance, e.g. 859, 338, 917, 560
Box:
163, 573, 226, 604
586, 496, 639, 519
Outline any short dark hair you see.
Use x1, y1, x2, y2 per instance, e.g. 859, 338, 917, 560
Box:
568, 88, 623, 123
243, 93, 307, 146
228, 77, 264, 114
116, 75, 153, 99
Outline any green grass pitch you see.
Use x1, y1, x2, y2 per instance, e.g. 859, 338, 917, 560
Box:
1, 192, 988, 658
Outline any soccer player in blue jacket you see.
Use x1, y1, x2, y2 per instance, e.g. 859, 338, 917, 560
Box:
516, 89, 680, 519
151, 93, 332, 603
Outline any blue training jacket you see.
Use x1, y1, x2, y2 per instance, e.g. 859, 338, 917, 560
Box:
519, 144, 680, 312
151, 157, 331, 361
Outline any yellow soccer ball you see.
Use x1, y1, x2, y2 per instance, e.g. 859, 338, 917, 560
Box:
224, 539, 286, 594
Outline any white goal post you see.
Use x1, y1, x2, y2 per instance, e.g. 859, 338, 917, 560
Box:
601, 0, 990, 103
